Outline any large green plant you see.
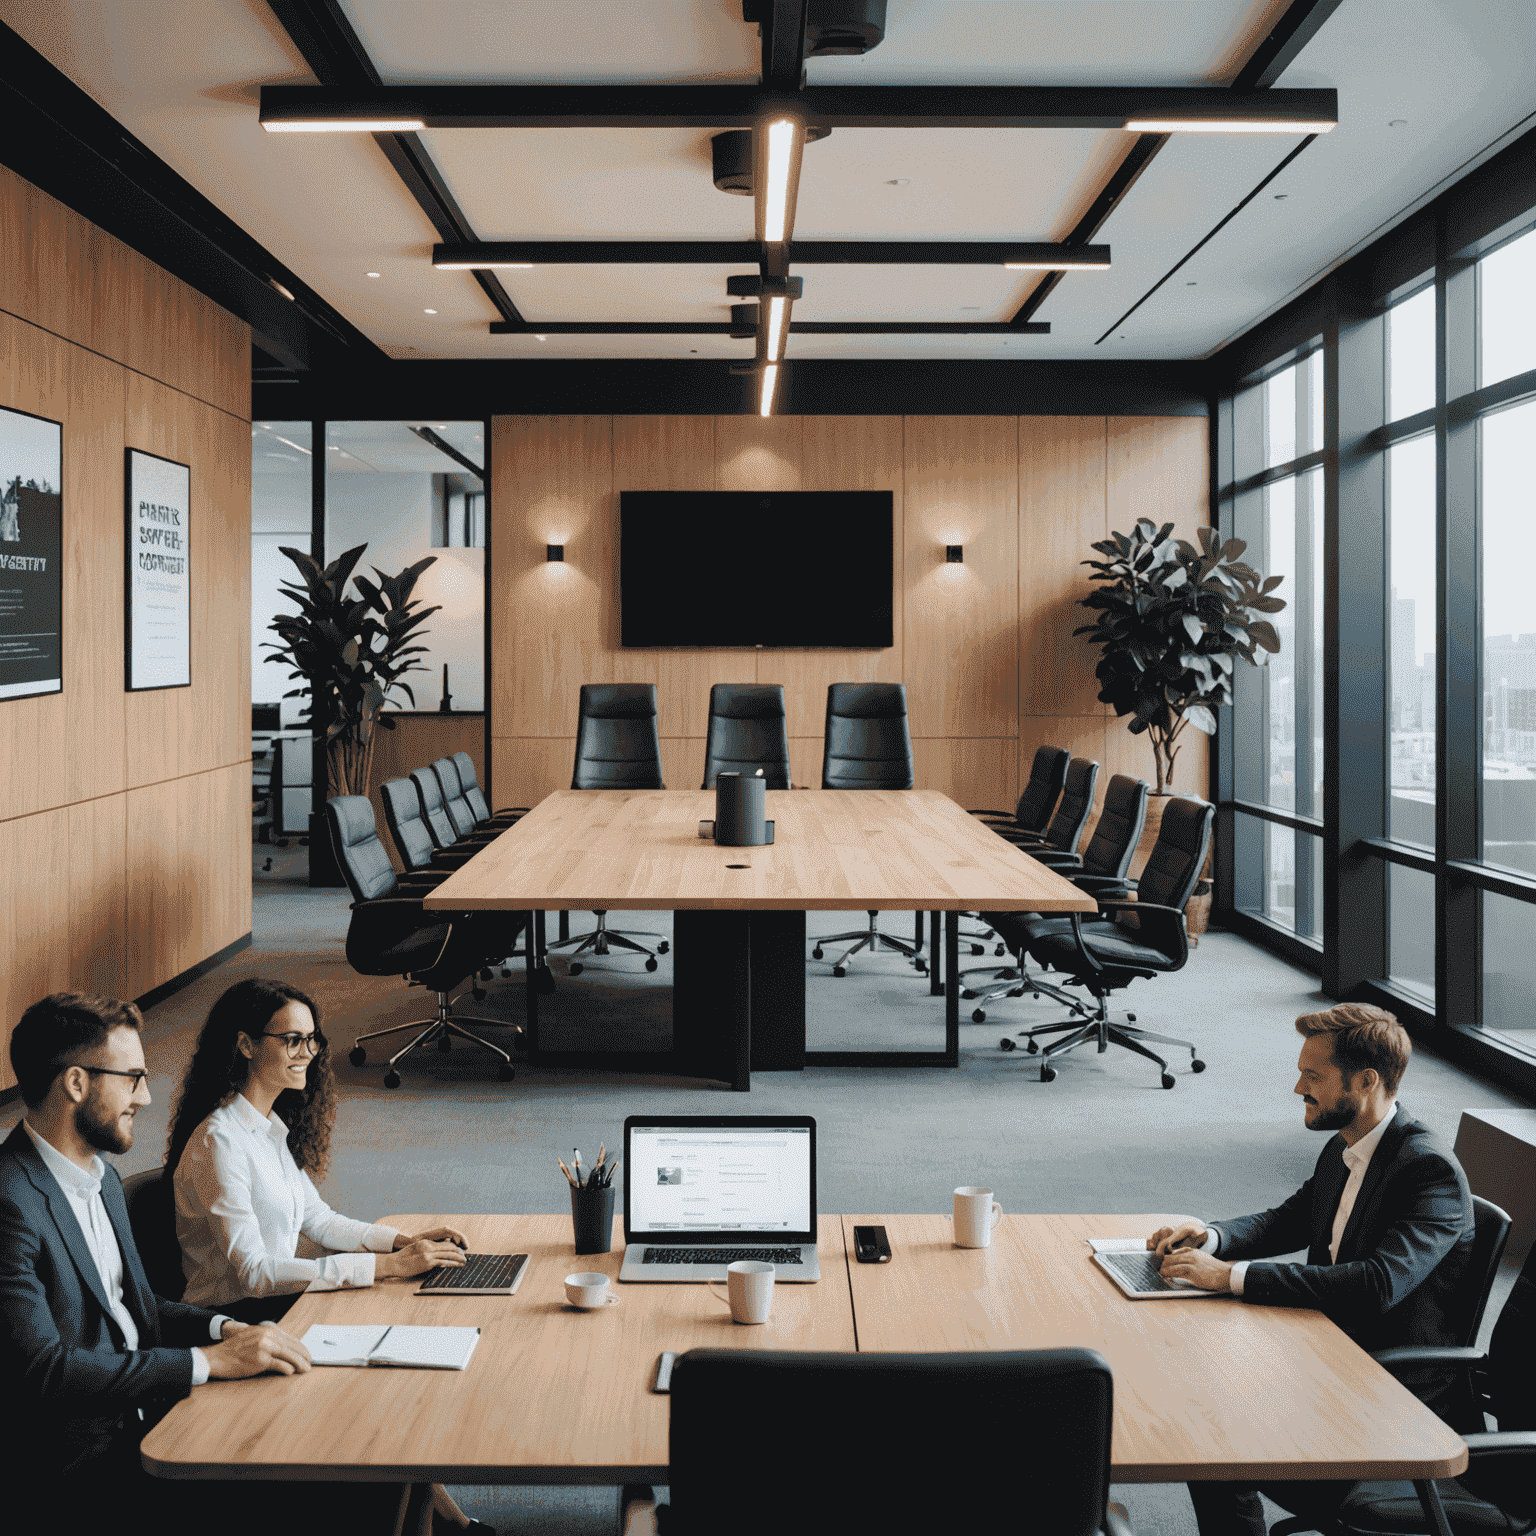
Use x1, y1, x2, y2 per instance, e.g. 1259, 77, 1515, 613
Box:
1075, 520, 1286, 794
264, 544, 439, 799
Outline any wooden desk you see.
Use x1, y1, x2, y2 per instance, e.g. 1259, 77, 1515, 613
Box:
423, 790, 1096, 1087
142, 1215, 854, 1485
842, 1214, 1469, 1484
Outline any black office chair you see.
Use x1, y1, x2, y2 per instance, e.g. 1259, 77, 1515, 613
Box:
811, 682, 925, 975
546, 683, 669, 973
996, 755, 1099, 853
450, 750, 528, 827
326, 795, 522, 1088
991, 796, 1215, 1087
1273, 1203, 1530, 1536
380, 776, 474, 876
412, 765, 499, 854
971, 743, 1071, 834
432, 756, 516, 840
963, 774, 1147, 1005
121, 1166, 184, 1301
622, 1345, 1128, 1536
701, 683, 791, 789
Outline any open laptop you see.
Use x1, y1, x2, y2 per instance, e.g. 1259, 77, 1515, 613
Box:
618, 1115, 821, 1282
1091, 1245, 1222, 1300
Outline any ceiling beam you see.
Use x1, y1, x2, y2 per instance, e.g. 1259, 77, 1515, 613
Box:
759, 0, 810, 91
407, 426, 484, 479
258, 83, 1337, 131
434, 240, 1112, 268
486, 321, 1051, 335
1234, 0, 1351, 91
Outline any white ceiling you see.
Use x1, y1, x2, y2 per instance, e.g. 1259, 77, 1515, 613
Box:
3, 0, 1534, 362
252, 420, 485, 477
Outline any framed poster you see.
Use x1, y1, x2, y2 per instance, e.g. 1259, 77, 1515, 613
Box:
126, 447, 191, 690
0, 405, 64, 701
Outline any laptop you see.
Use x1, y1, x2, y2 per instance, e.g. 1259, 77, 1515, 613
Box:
618, 1115, 821, 1282
1091, 1245, 1222, 1300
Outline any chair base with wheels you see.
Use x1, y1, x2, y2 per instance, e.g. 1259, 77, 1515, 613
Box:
545, 910, 669, 974
997, 989, 1204, 1089
810, 911, 926, 977
347, 979, 521, 1089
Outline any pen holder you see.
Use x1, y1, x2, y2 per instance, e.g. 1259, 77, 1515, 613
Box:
570, 1181, 616, 1255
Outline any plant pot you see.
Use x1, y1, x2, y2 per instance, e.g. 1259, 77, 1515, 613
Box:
1124, 792, 1214, 947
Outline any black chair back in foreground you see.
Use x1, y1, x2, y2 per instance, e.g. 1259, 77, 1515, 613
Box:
702, 683, 791, 789
121, 1166, 184, 1301
821, 682, 914, 790
451, 750, 527, 826
572, 683, 664, 790
647, 1346, 1122, 1536
970, 743, 1070, 832
326, 795, 522, 1088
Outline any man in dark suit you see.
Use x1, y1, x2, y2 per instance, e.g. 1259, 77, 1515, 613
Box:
1147, 1002, 1476, 1536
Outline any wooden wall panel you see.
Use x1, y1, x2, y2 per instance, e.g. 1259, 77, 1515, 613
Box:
491, 738, 577, 811
902, 416, 1019, 739
67, 794, 128, 1003
911, 739, 1018, 812
660, 737, 705, 791
0, 807, 72, 1093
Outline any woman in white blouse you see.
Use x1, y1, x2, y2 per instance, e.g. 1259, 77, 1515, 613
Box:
168, 978, 466, 1322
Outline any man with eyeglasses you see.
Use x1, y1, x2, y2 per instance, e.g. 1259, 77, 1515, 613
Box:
0, 993, 397, 1528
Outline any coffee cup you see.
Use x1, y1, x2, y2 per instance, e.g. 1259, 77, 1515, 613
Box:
564, 1271, 618, 1309
708, 1259, 774, 1324
953, 1187, 1003, 1248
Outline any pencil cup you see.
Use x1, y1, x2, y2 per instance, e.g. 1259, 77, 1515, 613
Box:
570, 1182, 616, 1255
953, 1187, 1003, 1248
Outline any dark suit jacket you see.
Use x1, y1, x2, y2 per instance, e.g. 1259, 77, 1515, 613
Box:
1213, 1106, 1475, 1377
0, 1122, 221, 1474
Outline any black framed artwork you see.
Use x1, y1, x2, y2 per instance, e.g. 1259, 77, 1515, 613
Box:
0, 404, 64, 702
125, 447, 191, 690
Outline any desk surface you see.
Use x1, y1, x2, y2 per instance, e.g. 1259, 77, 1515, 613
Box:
142, 1213, 1467, 1486
423, 789, 1098, 913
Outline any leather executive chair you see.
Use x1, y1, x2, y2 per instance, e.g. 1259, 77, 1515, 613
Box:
996, 754, 1099, 853
380, 776, 476, 876
446, 750, 527, 827
621, 1345, 1129, 1536
326, 794, 523, 1088
412, 765, 499, 854
987, 795, 1215, 1088
433, 755, 516, 839
546, 683, 670, 973
812, 682, 924, 976
701, 683, 791, 789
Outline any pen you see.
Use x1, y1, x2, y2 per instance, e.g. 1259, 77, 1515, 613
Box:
603, 1158, 619, 1188
573, 1149, 583, 1188
557, 1158, 577, 1187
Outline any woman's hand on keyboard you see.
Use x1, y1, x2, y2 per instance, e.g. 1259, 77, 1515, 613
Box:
377, 1237, 469, 1279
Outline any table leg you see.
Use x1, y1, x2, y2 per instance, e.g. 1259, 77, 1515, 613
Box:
929, 910, 942, 997
913, 911, 924, 954
945, 911, 959, 1066
730, 913, 752, 1092
524, 911, 539, 1053
1414, 1481, 1454, 1536
558, 909, 570, 943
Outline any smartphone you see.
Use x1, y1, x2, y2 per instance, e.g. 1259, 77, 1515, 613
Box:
653, 1351, 678, 1393
853, 1225, 892, 1263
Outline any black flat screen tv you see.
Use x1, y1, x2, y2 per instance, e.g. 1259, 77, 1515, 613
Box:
620, 490, 893, 648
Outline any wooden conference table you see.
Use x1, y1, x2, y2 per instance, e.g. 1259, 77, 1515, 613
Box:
142, 1213, 1468, 1493
422, 789, 1097, 1089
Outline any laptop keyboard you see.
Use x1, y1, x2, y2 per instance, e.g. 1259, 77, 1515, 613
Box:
419, 1253, 526, 1291
641, 1247, 804, 1265
1098, 1249, 1187, 1292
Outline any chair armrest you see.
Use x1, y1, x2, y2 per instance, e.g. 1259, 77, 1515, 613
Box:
1078, 902, 1188, 965
1072, 875, 1132, 899
1464, 1430, 1536, 1459
1031, 850, 1084, 869
1371, 1346, 1486, 1372
1104, 1501, 1134, 1536
968, 808, 1017, 819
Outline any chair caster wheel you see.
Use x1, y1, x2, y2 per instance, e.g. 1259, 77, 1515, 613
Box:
970, 944, 985, 956
438, 1035, 452, 1052
961, 988, 977, 1001
1161, 1073, 1176, 1089
383, 1071, 401, 1089
569, 962, 584, 976
1191, 1059, 1206, 1072
471, 987, 487, 1002
812, 947, 824, 960
1026, 1040, 1039, 1055
999, 1037, 1015, 1051
1040, 1066, 1056, 1082
645, 957, 658, 972
497, 1063, 516, 1082
994, 944, 1006, 957
501, 968, 513, 979
657, 941, 669, 955
478, 968, 493, 981
1032, 993, 1041, 1000
349, 1046, 366, 1066
1126, 1012, 1137, 1022
537, 966, 557, 995
971, 1008, 986, 1024
1007, 987, 1025, 998
915, 959, 927, 974
832, 966, 847, 978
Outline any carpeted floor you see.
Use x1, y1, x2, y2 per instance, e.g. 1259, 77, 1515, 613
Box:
5, 852, 1531, 1535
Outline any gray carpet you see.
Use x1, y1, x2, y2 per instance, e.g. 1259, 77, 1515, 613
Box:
6, 853, 1531, 1535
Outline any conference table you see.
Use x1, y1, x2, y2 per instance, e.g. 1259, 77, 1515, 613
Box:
142, 1212, 1468, 1503
422, 788, 1098, 1089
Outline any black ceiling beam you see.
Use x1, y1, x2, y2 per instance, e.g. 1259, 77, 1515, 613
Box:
1234, 0, 1350, 91
486, 321, 1050, 335
436, 240, 1111, 267
408, 425, 484, 479
760, 0, 810, 91
258, 83, 1337, 131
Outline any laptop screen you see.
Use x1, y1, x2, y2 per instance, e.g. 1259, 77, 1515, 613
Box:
626, 1121, 813, 1236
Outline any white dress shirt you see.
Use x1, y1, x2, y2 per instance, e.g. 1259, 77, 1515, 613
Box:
1210, 1101, 1399, 1295
174, 1093, 399, 1308
23, 1120, 222, 1385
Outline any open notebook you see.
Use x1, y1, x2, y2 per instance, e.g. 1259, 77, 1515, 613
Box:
301, 1324, 482, 1370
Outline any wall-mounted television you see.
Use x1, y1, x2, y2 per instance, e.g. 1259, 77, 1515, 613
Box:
620, 490, 893, 648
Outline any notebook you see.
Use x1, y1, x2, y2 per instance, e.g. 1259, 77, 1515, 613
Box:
618, 1114, 820, 1283
301, 1324, 483, 1369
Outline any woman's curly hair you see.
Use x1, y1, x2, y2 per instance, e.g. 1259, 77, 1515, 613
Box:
166, 978, 338, 1180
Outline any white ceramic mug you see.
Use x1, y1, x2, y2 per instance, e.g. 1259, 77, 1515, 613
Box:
564, 1271, 618, 1309
708, 1259, 775, 1324
953, 1187, 1003, 1248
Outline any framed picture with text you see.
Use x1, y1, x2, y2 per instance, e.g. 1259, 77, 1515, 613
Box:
126, 447, 191, 691
0, 404, 64, 702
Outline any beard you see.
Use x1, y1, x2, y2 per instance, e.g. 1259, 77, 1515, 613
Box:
75, 1094, 133, 1155
1304, 1094, 1360, 1132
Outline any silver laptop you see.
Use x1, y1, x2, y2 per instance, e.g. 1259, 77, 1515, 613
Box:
1093, 1247, 1222, 1299
618, 1115, 821, 1283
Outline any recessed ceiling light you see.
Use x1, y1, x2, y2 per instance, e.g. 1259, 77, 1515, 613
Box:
1186, 281, 1198, 286
366, 271, 381, 278
535, 335, 547, 341
1389, 119, 1408, 128
1274, 194, 1288, 201
424, 308, 437, 314
270, 279, 295, 301
886, 178, 910, 186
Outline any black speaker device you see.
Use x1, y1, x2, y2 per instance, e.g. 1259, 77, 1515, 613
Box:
698, 771, 775, 846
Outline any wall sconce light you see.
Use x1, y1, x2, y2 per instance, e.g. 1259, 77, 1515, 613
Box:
547, 544, 564, 562
946, 545, 964, 564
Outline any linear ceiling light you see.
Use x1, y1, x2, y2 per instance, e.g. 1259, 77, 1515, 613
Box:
1124, 117, 1336, 133
759, 363, 779, 417
762, 119, 797, 243
435, 261, 534, 270
765, 295, 788, 361
1003, 257, 1111, 270
262, 118, 426, 133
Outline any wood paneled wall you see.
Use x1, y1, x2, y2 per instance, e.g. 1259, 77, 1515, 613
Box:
0, 165, 251, 1091
489, 414, 1208, 820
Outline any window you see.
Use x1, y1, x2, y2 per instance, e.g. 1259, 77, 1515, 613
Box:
1387, 432, 1437, 846
251, 420, 312, 729
1478, 226, 1536, 389
1388, 286, 1436, 419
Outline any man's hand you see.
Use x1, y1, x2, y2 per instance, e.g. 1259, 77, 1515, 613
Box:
394, 1225, 468, 1251
204, 1322, 312, 1379
1156, 1248, 1233, 1292
1147, 1218, 1210, 1258
377, 1237, 468, 1279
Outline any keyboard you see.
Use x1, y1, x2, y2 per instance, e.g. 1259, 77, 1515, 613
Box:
1096, 1249, 1189, 1293
418, 1252, 529, 1292
641, 1247, 804, 1265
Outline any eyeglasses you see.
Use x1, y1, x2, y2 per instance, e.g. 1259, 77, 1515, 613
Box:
260, 1030, 326, 1057
80, 1066, 149, 1092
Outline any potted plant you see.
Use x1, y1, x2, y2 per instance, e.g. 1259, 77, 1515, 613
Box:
263, 544, 440, 800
